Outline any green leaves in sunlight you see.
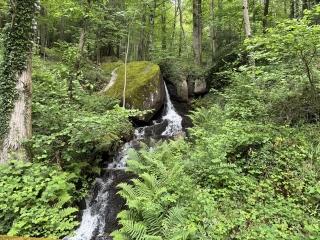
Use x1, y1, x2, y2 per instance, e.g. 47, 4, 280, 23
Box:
0, 160, 78, 238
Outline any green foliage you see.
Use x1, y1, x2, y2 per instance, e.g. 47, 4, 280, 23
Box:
114, 103, 320, 239
111, 140, 196, 239
0, 160, 78, 238
217, 8, 320, 125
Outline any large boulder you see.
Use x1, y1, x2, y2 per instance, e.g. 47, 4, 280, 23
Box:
188, 77, 207, 96
104, 61, 165, 122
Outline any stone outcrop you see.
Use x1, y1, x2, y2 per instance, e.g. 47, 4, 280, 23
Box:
104, 61, 165, 122
175, 75, 188, 101
188, 77, 207, 96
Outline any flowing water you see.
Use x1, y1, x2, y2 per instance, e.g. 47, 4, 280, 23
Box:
65, 83, 182, 240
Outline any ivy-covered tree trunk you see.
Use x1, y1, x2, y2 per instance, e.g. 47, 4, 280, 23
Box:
0, 0, 36, 164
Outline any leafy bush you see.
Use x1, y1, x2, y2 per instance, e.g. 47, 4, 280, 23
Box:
113, 103, 320, 239
0, 160, 78, 238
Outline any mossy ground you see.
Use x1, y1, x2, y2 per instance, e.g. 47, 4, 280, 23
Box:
104, 61, 160, 110
0, 236, 56, 240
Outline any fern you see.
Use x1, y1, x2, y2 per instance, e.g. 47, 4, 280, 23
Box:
120, 220, 148, 240
169, 228, 196, 240
117, 182, 138, 200
110, 230, 132, 240
58, 207, 78, 218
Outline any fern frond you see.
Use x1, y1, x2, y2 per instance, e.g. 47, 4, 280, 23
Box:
55, 192, 72, 208
59, 207, 78, 219
120, 220, 147, 240
110, 230, 132, 240
117, 182, 138, 200
126, 199, 143, 211
140, 173, 162, 193
117, 209, 138, 221
126, 159, 149, 174
169, 228, 196, 240
143, 235, 163, 240
162, 206, 186, 238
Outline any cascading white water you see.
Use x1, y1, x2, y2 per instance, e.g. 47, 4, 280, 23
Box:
64, 83, 182, 240
161, 84, 182, 136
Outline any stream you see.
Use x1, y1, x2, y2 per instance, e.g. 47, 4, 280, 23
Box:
64, 84, 183, 240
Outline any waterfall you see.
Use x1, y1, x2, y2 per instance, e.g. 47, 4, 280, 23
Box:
161, 84, 182, 136
64, 82, 182, 240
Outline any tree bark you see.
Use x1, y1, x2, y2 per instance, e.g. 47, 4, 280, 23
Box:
60, 16, 65, 41
262, 0, 270, 30
242, 0, 252, 39
138, 3, 146, 60
210, 0, 217, 56
161, 1, 166, 50
170, 0, 178, 50
193, 0, 202, 66
0, 0, 35, 164
290, 0, 295, 19
0, 61, 32, 163
148, 0, 156, 61
39, 6, 47, 57
68, 1, 90, 99
178, 0, 189, 60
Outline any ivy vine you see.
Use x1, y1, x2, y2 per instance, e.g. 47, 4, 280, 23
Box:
0, 0, 37, 139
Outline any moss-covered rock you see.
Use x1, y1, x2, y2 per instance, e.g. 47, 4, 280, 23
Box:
0, 236, 56, 240
104, 61, 165, 122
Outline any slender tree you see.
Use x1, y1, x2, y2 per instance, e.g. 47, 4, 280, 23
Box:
0, 0, 37, 164
193, 0, 202, 66
138, 2, 147, 60
210, 0, 217, 56
178, 0, 189, 59
68, 0, 91, 99
263, 0, 270, 29
148, 0, 156, 60
242, 0, 252, 39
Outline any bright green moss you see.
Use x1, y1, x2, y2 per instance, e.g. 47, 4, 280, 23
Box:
104, 61, 161, 110
100, 62, 124, 75
0, 236, 56, 240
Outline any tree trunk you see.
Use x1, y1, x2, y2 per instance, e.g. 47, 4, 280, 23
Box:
161, 1, 166, 50
193, 0, 202, 66
242, 0, 252, 39
0, 0, 35, 164
148, 0, 156, 61
302, 0, 308, 10
290, 0, 295, 19
68, 1, 90, 99
138, 3, 146, 61
60, 16, 65, 42
0, 62, 32, 163
262, 0, 270, 30
210, 0, 217, 56
178, 0, 189, 60
39, 6, 47, 57
170, 0, 178, 50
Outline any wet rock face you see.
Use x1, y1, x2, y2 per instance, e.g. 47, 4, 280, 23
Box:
188, 78, 207, 96
89, 170, 135, 240
165, 82, 193, 130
